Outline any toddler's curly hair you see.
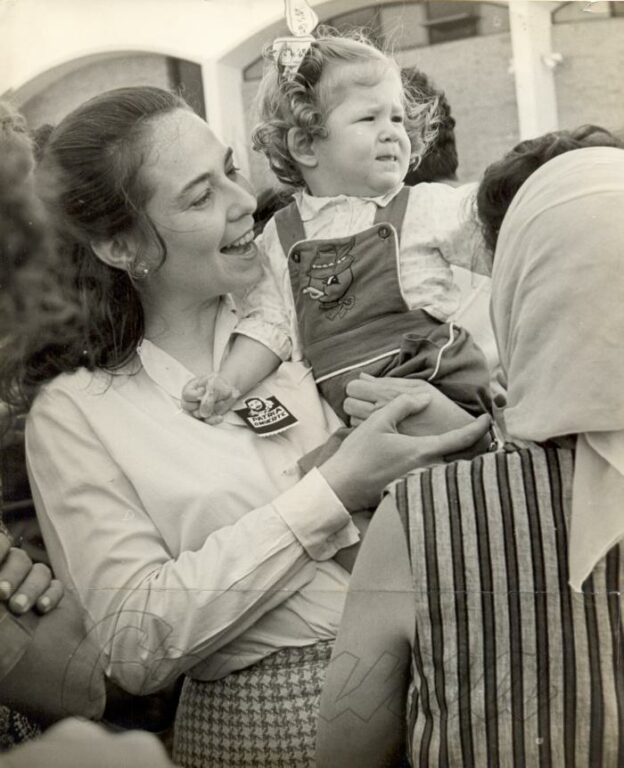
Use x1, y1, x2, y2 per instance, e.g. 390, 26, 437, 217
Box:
252, 27, 441, 188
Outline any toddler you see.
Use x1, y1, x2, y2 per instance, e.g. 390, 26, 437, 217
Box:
182, 31, 492, 428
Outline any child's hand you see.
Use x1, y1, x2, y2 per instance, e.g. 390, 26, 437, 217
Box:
181, 376, 209, 419
181, 374, 240, 424
198, 374, 241, 424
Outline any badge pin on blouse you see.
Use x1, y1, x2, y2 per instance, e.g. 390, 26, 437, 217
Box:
271, 0, 319, 82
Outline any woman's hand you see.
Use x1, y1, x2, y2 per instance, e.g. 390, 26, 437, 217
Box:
0, 532, 63, 614
344, 374, 475, 434
319, 394, 491, 511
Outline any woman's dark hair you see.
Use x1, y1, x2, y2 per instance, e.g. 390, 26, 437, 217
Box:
31, 122, 55, 162
0, 86, 188, 410
477, 124, 624, 253
253, 187, 293, 237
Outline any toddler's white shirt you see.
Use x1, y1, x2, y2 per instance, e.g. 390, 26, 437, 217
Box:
237, 182, 490, 362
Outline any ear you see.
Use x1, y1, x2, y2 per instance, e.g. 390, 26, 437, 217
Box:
287, 127, 318, 169
90, 236, 137, 272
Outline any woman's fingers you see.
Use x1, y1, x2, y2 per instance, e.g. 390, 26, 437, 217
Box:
419, 413, 491, 461
0, 545, 59, 614
35, 578, 64, 613
0, 532, 11, 565
345, 376, 437, 421
368, 393, 432, 430
345, 376, 391, 403
8, 561, 52, 614
343, 395, 374, 422
0, 547, 32, 600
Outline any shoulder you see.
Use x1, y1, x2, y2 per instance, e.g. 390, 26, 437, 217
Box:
408, 181, 477, 217
29, 363, 137, 417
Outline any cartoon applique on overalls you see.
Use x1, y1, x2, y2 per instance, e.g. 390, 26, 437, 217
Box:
275, 187, 420, 389
301, 238, 356, 320
272, 187, 493, 423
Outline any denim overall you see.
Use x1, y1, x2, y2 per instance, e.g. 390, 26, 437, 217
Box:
273, 188, 491, 421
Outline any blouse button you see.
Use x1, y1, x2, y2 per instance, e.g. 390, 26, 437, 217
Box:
291, 250, 301, 263
378, 226, 390, 239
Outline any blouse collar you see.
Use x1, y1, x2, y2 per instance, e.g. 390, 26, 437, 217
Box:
137, 296, 238, 401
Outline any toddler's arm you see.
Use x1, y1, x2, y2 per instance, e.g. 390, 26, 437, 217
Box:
445, 184, 492, 275
417, 183, 492, 276
181, 233, 294, 422
181, 338, 281, 423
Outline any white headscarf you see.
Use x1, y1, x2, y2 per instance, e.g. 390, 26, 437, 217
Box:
490, 147, 624, 591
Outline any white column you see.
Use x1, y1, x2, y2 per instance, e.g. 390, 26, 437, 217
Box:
508, 0, 559, 139
200, 59, 250, 177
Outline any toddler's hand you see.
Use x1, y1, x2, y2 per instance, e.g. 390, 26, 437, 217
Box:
181, 374, 240, 424
181, 375, 209, 419
199, 373, 240, 424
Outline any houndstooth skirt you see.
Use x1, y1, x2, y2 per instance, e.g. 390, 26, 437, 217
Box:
0, 706, 40, 752
173, 641, 333, 768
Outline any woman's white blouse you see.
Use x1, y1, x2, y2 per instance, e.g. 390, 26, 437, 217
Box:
25, 298, 358, 694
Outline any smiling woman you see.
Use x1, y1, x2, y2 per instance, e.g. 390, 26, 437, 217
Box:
88, 107, 263, 374
0, 86, 490, 768
127, 114, 261, 316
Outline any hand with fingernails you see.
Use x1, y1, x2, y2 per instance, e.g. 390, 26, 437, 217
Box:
319, 393, 491, 512
0, 532, 63, 615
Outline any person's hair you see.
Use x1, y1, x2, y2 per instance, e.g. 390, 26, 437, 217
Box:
253, 187, 294, 236
0, 87, 188, 411
477, 124, 624, 253
31, 122, 55, 162
402, 67, 458, 185
252, 27, 440, 188
0, 103, 82, 410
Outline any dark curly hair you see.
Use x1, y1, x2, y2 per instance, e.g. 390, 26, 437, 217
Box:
252, 27, 441, 188
0, 87, 188, 411
477, 124, 624, 253
402, 68, 458, 185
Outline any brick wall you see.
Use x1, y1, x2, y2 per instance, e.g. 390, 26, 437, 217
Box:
241, 15, 624, 193
395, 33, 518, 183
553, 18, 624, 134
241, 32, 519, 192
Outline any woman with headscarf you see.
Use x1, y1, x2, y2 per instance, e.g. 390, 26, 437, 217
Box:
316, 136, 624, 767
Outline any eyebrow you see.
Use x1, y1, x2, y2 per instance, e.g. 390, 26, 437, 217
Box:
177, 147, 234, 198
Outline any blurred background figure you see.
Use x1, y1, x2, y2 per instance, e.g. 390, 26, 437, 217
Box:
0, 100, 104, 750
403, 66, 458, 186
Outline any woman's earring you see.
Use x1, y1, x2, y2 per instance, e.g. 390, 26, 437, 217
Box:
134, 262, 150, 279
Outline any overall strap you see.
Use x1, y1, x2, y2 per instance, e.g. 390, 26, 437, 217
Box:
373, 186, 411, 241
273, 201, 307, 257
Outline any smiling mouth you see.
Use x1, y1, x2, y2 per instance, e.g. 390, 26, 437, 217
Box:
376, 154, 398, 162
221, 229, 256, 256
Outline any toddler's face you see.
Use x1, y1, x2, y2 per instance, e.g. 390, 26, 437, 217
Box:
308, 67, 410, 198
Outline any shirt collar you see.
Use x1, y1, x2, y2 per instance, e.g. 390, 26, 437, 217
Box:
137, 296, 238, 400
293, 184, 404, 221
